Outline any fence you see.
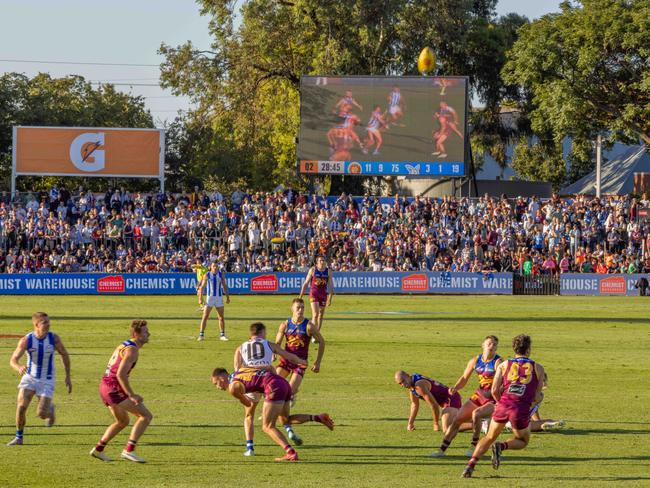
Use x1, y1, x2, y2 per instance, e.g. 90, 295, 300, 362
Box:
513, 273, 560, 295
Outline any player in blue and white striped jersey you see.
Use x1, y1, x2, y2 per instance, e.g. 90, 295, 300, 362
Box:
197, 261, 231, 341
7, 312, 71, 446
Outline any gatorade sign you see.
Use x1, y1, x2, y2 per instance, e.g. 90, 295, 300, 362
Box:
13, 126, 164, 177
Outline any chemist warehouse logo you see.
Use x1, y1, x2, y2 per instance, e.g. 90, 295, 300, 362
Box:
598, 276, 625, 295
251, 274, 278, 292
401, 273, 428, 291
97, 275, 125, 293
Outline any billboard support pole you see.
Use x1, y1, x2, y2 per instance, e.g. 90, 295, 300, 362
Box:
11, 126, 17, 198
467, 133, 478, 197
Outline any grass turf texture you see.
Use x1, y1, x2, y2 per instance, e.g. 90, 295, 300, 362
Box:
0, 295, 649, 487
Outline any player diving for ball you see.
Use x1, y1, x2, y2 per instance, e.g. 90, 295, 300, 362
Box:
275, 297, 325, 444
394, 370, 462, 436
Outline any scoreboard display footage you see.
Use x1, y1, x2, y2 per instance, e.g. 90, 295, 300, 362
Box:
298, 76, 468, 177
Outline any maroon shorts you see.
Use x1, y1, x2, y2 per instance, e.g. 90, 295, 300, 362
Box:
264, 375, 292, 403
309, 296, 327, 308
470, 389, 496, 407
99, 380, 128, 407
443, 392, 462, 409
278, 358, 307, 377
492, 402, 531, 430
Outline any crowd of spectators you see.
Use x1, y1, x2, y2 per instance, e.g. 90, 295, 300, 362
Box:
0, 186, 649, 275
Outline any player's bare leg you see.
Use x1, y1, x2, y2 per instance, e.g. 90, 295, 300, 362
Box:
441, 407, 458, 433
198, 306, 212, 341
119, 399, 154, 463
215, 306, 228, 341
243, 402, 258, 456
7, 389, 35, 445
262, 400, 298, 461
283, 373, 305, 444
462, 420, 506, 478
436, 134, 448, 157
91, 404, 130, 461
310, 301, 323, 342
36, 395, 55, 426
530, 418, 566, 431
465, 403, 494, 456
431, 400, 475, 457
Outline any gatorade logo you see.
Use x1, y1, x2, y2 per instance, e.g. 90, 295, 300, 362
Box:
251, 274, 278, 292
69, 132, 105, 172
402, 273, 428, 291
97, 275, 125, 293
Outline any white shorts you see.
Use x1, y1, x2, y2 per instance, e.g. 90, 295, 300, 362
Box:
205, 295, 224, 308
18, 375, 55, 399
389, 105, 401, 116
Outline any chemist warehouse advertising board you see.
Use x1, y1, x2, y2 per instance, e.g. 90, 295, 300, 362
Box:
0, 272, 514, 295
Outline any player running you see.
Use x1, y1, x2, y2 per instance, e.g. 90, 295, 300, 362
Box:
212, 367, 334, 460
431, 335, 501, 457
394, 371, 462, 436
90, 320, 153, 463
191, 260, 209, 311
386, 86, 405, 127
275, 298, 326, 444
432, 101, 463, 158
197, 261, 230, 341
362, 106, 387, 155
7, 312, 71, 446
462, 334, 545, 478
299, 256, 334, 339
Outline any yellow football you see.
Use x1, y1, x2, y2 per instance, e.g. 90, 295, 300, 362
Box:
417, 47, 436, 74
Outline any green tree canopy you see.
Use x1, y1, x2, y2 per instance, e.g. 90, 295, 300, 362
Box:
0, 73, 154, 192
504, 0, 650, 188
160, 0, 530, 192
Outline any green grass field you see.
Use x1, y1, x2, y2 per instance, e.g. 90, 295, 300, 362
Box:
1, 295, 649, 487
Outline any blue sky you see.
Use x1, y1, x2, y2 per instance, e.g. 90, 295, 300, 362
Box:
0, 0, 563, 124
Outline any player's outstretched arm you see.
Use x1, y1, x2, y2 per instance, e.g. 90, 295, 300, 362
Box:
449, 356, 476, 395
9, 336, 27, 375
234, 347, 243, 372
54, 335, 72, 393
269, 342, 307, 366
308, 322, 325, 373
275, 321, 288, 348
117, 347, 141, 404
229, 382, 253, 408
416, 383, 441, 431
407, 392, 420, 431
299, 268, 314, 299
491, 362, 506, 401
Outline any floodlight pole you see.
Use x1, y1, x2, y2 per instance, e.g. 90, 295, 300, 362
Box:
595, 134, 602, 198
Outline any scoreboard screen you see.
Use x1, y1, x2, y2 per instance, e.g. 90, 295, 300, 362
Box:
298, 76, 468, 177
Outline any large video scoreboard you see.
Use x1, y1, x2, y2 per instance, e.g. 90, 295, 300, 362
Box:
298, 76, 468, 177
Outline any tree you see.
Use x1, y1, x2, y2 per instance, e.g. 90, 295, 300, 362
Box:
160, 0, 530, 192
0, 73, 154, 192
503, 0, 650, 185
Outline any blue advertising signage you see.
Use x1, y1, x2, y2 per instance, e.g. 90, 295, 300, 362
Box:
0, 272, 513, 295
560, 273, 649, 296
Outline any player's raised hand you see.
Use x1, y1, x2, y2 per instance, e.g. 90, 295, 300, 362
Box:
65, 376, 72, 394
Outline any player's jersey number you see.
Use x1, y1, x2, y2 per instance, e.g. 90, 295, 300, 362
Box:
507, 362, 533, 385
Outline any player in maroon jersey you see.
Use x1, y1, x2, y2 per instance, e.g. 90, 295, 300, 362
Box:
462, 334, 545, 478
431, 335, 502, 457
275, 297, 326, 444
90, 320, 153, 463
394, 370, 462, 436
299, 255, 334, 337
212, 367, 334, 460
